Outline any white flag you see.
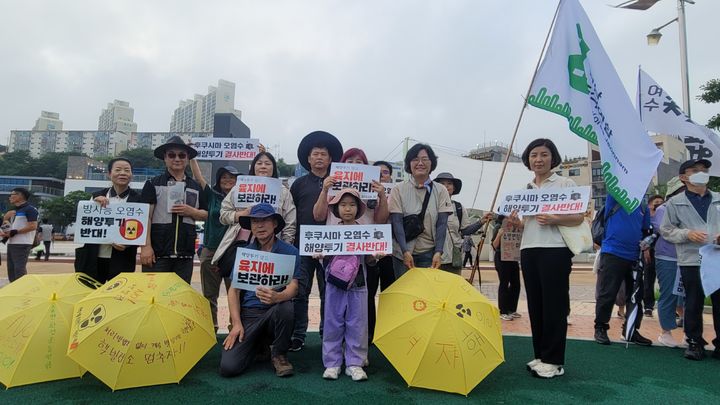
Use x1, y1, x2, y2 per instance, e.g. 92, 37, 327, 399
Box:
527, 0, 663, 213
638, 68, 720, 176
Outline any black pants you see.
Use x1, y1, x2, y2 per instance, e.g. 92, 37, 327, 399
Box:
520, 247, 572, 365
494, 251, 520, 315
95, 257, 132, 284
219, 301, 294, 377
594, 252, 644, 332
643, 251, 656, 310
43, 241, 51, 260
142, 257, 194, 284
680, 266, 720, 346
463, 251, 473, 267
367, 256, 396, 343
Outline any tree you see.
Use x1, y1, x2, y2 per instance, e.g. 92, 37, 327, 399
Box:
0, 150, 34, 175
117, 148, 165, 169
29, 152, 85, 178
276, 158, 295, 177
697, 78, 720, 130
39, 190, 92, 227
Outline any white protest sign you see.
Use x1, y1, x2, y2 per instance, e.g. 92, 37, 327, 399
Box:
673, 267, 685, 297
328, 163, 380, 200
699, 245, 720, 297
191, 137, 260, 161
232, 176, 282, 210
299, 224, 392, 256
500, 228, 522, 262
495, 186, 591, 216
166, 181, 185, 213
230, 247, 296, 292
75, 201, 150, 246
381, 182, 395, 197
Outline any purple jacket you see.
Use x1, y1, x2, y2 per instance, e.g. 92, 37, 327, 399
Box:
652, 204, 676, 260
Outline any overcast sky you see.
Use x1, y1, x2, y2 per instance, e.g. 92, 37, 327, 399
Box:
1, 0, 717, 163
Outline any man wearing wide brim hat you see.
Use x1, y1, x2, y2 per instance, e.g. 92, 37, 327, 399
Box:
139, 135, 208, 284
220, 203, 301, 378
289, 130, 343, 352
433, 172, 490, 275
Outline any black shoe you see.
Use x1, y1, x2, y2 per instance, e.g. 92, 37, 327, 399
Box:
643, 309, 653, 317
684, 341, 706, 361
629, 332, 652, 346
288, 339, 304, 352
594, 328, 611, 345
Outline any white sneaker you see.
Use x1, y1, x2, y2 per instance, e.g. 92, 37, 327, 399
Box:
657, 333, 679, 348
510, 312, 522, 319
500, 314, 514, 321
323, 367, 341, 380
345, 366, 368, 381
532, 362, 564, 379
526, 358, 541, 372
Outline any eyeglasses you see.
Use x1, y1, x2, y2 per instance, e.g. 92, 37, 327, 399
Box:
380, 169, 391, 175
166, 152, 187, 160
411, 158, 431, 164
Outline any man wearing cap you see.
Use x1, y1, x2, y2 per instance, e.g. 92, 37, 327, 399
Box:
220, 203, 301, 378
433, 172, 489, 274
289, 130, 343, 351
1, 187, 38, 282
660, 158, 720, 360
190, 158, 240, 330
140, 136, 208, 284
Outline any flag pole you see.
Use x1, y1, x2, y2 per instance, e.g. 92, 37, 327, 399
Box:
468, 0, 564, 286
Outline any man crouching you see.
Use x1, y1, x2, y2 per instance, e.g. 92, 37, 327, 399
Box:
220, 203, 302, 378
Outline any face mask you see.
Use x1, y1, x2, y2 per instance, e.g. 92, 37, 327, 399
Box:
688, 171, 710, 185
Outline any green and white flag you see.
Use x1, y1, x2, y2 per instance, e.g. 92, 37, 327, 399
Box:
527, 0, 663, 213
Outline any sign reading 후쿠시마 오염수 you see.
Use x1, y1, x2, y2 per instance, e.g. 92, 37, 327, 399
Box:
495, 186, 590, 216
191, 137, 260, 161
299, 224, 392, 256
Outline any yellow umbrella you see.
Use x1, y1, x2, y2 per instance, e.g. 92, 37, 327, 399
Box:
67, 273, 215, 390
373, 267, 504, 395
0, 273, 101, 388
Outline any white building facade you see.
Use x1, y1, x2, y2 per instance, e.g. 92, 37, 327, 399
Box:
169, 79, 241, 133
32, 111, 63, 131
98, 100, 137, 134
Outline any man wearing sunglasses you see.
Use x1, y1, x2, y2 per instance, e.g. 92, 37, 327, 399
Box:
140, 136, 208, 284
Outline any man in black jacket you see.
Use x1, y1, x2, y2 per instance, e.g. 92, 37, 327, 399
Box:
140, 136, 208, 284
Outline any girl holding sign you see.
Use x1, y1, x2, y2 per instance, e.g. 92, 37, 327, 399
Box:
507, 138, 585, 379
320, 188, 371, 382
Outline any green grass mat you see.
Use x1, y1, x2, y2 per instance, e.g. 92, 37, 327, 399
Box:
2, 334, 718, 404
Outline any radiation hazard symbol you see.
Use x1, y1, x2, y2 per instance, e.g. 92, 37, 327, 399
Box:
119, 219, 144, 241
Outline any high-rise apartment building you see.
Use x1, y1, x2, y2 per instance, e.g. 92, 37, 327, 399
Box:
98, 100, 137, 133
169, 79, 241, 133
32, 111, 63, 131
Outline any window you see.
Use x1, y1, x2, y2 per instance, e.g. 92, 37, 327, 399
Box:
568, 168, 581, 177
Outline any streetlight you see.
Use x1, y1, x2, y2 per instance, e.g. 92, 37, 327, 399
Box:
646, 18, 677, 45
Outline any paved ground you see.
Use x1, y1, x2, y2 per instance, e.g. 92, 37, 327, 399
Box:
2, 250, 716, 351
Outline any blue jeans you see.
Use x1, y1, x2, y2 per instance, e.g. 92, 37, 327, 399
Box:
655, 258, 680, 331
392, 250, 434, 279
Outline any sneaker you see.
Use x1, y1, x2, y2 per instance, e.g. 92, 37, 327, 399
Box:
628, 332, 652, 346
510, 312, 522, 319
657, 333, 680, 348
289, 339, 304, 352
271, 355, 294, 377
676, 318, 684, 328
684, 341, 706, 361
345, 366, 368, 381
526, 358, 541, 372
594, 328, 611, 345
532, 362, 564, 379
323, 366, 341, 380
500, 314, 514, 321
644, 309, 653, 317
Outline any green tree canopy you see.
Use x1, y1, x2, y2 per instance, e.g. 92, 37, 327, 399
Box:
697, 78, 720, 130
39, 190, 91, 227
276, 158, 295, 177
116, 148, 165, 169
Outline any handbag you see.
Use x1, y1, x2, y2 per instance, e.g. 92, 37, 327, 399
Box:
402, 185, 432, 242
32, 231, 42, 248
452, 245, 463, 268
558, 220, 593, 256
326, 255, 361, 290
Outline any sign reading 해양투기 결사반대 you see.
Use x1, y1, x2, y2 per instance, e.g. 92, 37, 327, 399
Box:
495, 186, 590, 216
74, 201, 150, 246
328, 163, 380, 200
191, 137, 261, 161
232, 176, 282, 210
231, 248, 296, 291
299, 224, 392, 256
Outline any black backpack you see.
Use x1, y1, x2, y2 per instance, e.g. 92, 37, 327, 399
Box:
453, 201, 464, 224
591, 204, 621, 247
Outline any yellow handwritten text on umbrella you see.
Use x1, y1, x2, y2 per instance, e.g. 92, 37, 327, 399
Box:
374, 268, 504, 396
0, 273, 101, 388
67, 273, 215, 390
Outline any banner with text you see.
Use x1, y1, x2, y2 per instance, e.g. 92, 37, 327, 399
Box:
75, 201, 150, 245
637, 68, 720, 177
527, 0, 663, 213
299, 224, 392, 256
232, 176, 282, 210
500, 228, 522, 262
495, 186, 590, 216
230, 248, 296, 291
328, 163, 380, 200
192, 137, 260, 161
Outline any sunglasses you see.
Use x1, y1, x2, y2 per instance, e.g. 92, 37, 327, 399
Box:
166, 152, 187, 160
380, 169, 391, 175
